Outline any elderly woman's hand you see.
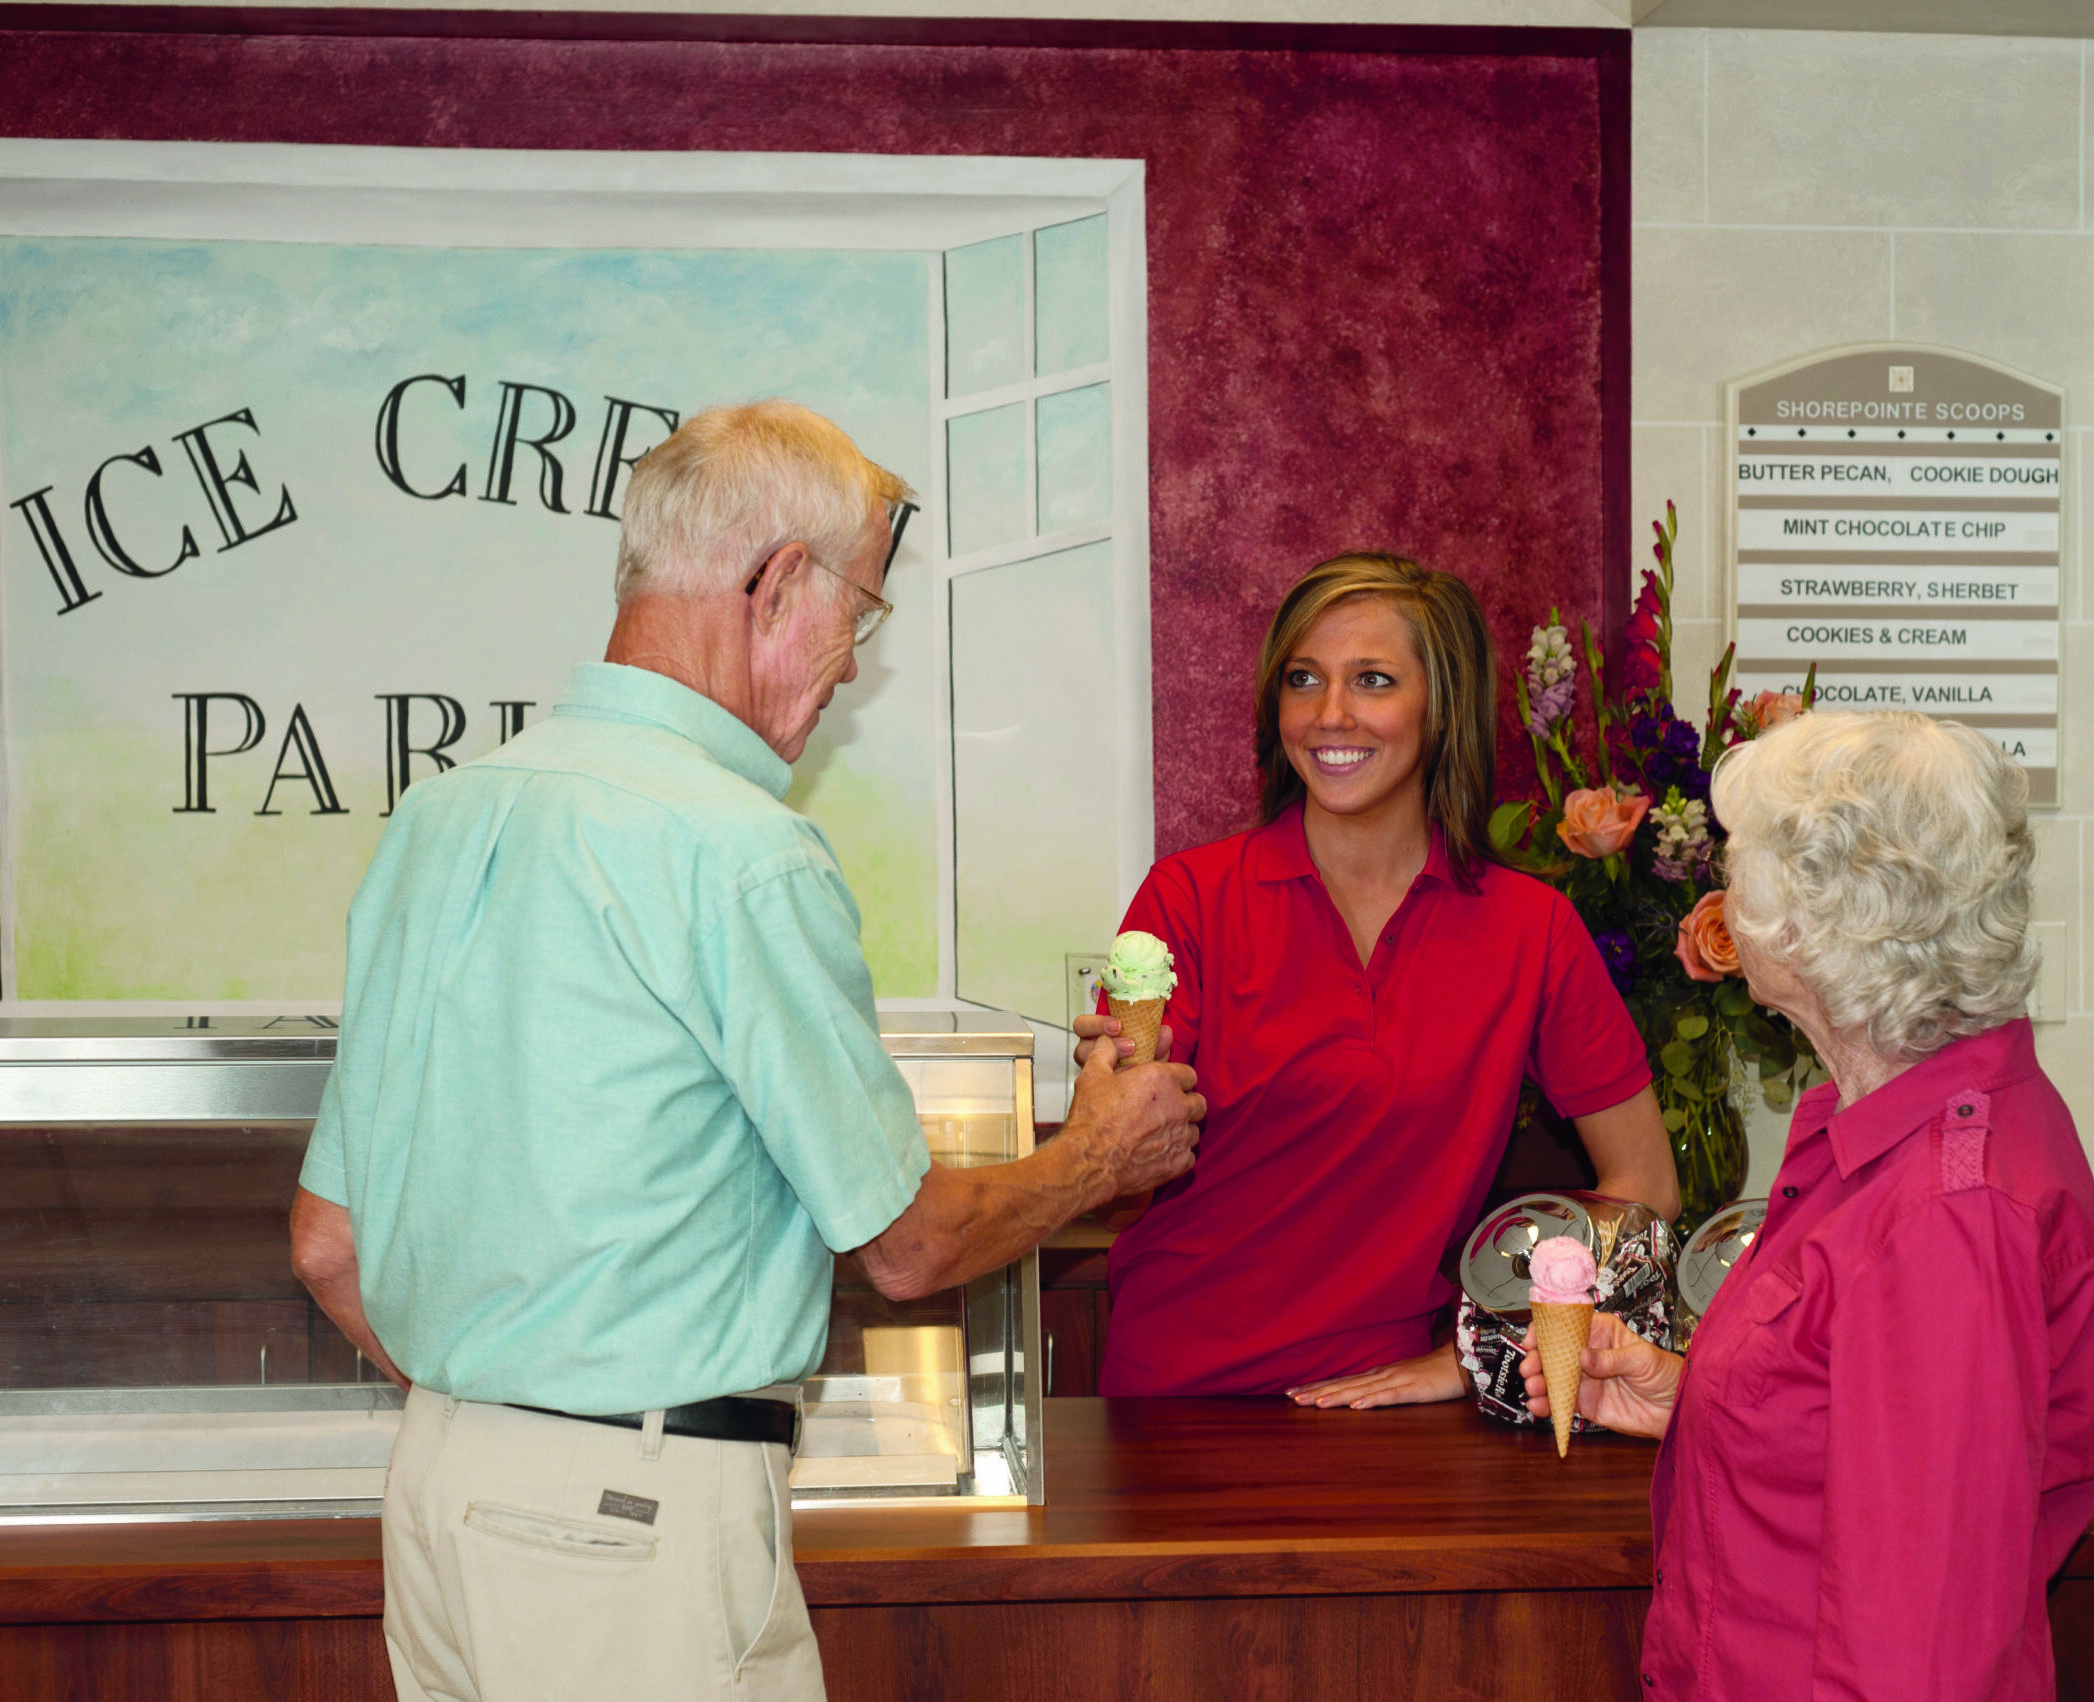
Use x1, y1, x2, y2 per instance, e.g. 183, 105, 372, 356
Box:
1072, 1012, 1175, 1069
1519, 1311, 1682, 1441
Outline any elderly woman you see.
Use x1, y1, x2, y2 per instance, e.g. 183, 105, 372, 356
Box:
1525, 711, 2094, 1700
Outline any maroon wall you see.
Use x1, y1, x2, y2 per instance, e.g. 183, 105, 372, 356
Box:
0, 9, 1629, 859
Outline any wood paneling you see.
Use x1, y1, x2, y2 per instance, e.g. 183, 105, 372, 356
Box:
2057, 1578, 2094, 1699
2, 1400, 2091, 1700
810, 1592, 1654, 1702
0, 1124, 358, 1388
793, 1400, 1660, 1603
0, 1617, 394, 1702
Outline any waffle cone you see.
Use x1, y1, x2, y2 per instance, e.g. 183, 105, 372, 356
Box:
1532, 1301, 1595, 1458
1105, 996, 1166, 1067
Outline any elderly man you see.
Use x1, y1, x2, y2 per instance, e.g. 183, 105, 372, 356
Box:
290, 400, 1204, 1702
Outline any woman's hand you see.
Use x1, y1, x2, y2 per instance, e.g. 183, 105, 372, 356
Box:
1072, 1012, 1175, 1069
1286, 1340, 1467, 1409
1520, 1311, 1682, 1441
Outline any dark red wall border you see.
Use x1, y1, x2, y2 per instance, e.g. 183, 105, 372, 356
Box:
0, 10, 1630, 858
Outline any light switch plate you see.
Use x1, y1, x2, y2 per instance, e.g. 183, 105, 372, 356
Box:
1064, 953, 1107, 1033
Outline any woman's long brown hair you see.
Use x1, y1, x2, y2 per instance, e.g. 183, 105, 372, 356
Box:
1252, 553, 1503, 893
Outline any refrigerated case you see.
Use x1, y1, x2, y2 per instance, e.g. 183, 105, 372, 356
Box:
0, 1010, 1042, 1520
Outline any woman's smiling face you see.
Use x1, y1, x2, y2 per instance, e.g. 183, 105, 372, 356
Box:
1276, 595, 1432, 827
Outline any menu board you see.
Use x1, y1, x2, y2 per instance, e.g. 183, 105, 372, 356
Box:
1728, 347, 2063, 803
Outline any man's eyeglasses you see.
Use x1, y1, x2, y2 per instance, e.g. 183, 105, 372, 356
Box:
744, 500, 918, 648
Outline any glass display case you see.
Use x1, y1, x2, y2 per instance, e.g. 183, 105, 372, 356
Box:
0, 1010, 1041, 1522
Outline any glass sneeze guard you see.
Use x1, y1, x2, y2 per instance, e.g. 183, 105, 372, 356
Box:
0, 1010, 1042, 1522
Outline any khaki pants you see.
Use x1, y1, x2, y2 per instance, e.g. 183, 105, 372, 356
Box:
383, 1386, 826, 1702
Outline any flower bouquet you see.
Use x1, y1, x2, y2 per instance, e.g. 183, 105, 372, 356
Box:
1489, 504, 1820, 1229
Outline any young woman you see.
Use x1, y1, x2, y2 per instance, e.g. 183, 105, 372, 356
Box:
1076, 553, 1678, 1401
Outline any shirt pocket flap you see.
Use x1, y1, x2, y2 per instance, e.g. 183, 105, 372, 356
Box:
1742, 1264, 1802, 1326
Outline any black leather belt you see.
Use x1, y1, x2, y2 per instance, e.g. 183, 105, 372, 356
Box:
513, 1396, 798, 1451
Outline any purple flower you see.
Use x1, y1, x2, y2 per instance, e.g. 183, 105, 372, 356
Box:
1595, 929, 1636, 994
1527, 677, 1574, 738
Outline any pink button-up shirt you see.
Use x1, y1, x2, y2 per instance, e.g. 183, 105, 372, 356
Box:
1645, 1019, 2094, 1700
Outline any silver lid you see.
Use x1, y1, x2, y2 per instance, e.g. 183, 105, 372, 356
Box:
1677, 1198, 1769, 1319
1458, 1192, 1596, 1313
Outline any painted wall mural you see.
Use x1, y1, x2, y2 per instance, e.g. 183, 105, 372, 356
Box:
0, 236, 937, 1000
0, 148, 1150, 1024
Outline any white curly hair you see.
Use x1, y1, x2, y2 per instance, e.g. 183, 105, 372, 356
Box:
1711, 711, 2036, 1062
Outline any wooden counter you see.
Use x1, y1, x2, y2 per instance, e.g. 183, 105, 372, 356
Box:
3, 1398, 2091, 1699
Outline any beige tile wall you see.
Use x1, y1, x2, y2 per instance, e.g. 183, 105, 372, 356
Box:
1630, 28, 2092, 1191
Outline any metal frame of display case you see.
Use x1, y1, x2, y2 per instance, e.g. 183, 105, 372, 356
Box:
0, 1009, 1043, 1522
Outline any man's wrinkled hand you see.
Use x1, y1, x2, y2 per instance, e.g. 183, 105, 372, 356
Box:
1072, 1011, 1176, 1070
1062, 1022, 1202, 1202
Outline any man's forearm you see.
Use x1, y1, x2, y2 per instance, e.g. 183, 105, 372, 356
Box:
856, 1133, 1107, 1302
289, 1187, 409, 1389
307, 1266, 410, 1389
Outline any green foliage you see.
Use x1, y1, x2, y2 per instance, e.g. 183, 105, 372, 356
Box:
1506, 500, 1824, 1226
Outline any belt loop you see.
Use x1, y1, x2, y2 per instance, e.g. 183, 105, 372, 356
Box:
640, 1408, 666, 1460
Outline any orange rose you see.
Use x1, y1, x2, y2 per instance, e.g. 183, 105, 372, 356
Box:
1556, 787, 1652, 858
1675, 890, 1740, 983
1748, 690, 1805, 733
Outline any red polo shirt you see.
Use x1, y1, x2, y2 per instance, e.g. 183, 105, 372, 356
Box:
1643, 1018, 2094, 1701
1101, 806, 1650, 1397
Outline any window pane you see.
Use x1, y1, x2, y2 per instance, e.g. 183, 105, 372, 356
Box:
946, 403, 1028, 557
1036, 383, 1111, 533
951, 541, 1123, 1027
944, 235, 1025, 397
1033, 215, 1108, 375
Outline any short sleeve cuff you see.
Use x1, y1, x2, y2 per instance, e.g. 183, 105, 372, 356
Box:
297, 1136, 349, 1207
811, 1135, 932, 1252
1548, 1060, 1654, 1122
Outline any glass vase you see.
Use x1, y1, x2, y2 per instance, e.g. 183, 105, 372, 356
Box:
1669, 1070, 1749, 1238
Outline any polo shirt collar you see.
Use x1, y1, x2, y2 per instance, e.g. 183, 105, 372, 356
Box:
1245, 803, 1454, 888
1824, 1016, 2037, 1178
555, 662, 792, 800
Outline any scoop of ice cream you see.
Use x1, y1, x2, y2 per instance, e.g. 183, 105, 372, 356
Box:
1528, 1235, 1598, 1305
1101, 930, 1176, 1001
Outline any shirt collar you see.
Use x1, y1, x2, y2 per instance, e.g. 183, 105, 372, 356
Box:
1824, 1017, 2038, 1178
554, 662, 793, 801
1245, 802, 1454, 889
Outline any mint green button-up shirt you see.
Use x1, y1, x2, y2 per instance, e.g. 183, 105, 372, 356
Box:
300, 663, 930, 1413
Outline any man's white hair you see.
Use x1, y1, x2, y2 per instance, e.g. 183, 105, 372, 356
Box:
614, 400, 912, 604
1713, 711, 2036, 1063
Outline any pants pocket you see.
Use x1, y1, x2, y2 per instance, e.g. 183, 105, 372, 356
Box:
464, 1500, 657, 1562
716, 1444, 789, 1671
